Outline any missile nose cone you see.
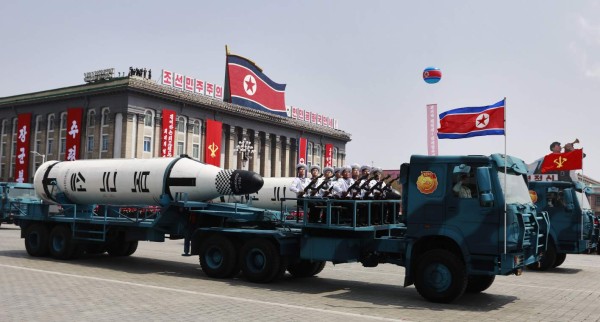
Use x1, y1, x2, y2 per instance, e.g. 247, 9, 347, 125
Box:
215, 169, 264, 195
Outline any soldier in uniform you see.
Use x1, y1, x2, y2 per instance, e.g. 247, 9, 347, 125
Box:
350, 163, 361, 181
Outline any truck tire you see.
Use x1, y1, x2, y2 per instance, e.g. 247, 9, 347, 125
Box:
49, 225, 76, 260
287, 260, 326, 278
537, 242, 557, 271
465, 275, 495, 293
199, 235, 239, 278
553, 253, 566, 268
107, 241, 138, 257
240, 238, 286, 283
24, 223, 50, 257
414, 249, 467, 303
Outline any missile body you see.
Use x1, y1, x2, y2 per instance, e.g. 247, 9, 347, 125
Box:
34, 156, 264, 206
216, 177, 299, 211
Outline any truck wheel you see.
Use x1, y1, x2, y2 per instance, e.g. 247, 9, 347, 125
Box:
240, 238, 285, 283
24, 223, 50, 257
85, 243, 107, 255
287, 260, 326, 278
414, 249, 467, 303
49, 225, 76, 260
465, 275, 495, 293
537, 242, 557, 271
553, 253, 566, 268
199, 235, 239, 278
107, 241, 137, 256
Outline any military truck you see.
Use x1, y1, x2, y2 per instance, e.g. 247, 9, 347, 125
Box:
528, 180, 596, 269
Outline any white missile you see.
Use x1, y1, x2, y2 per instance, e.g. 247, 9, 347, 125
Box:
34, 156, 264, 206
215, 177, 300, 211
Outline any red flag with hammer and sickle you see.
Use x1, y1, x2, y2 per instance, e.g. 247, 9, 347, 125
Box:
540, 149, 583, 173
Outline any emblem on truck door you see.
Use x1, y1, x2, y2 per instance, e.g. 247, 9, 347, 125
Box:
529, 190, 538, 203
416, 171, 438, 194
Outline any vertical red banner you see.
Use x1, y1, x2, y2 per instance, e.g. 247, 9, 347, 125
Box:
205, 119, 222, 166
65, 108, 83, 161
161, 109, 176, 157
324, 143, 333, 167
426, 104, 439, 156
298, 137, 307, 164
14, 113, 32, 183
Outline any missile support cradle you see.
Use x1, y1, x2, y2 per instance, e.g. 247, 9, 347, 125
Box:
4, 154, 550, 303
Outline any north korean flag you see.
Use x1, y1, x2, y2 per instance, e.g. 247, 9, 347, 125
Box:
437, 99, 505, 139
225, 54, 286, 116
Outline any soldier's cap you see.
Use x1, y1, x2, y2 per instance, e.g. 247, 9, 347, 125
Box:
334, 167, 342, 174
360, 165, 371, 172
342, 165, 352, 173
296, 163, 307, 171
323, 166, 334, 173
350, 163, 361, 170
310, 165, 321, 172
371, 167, 383, 174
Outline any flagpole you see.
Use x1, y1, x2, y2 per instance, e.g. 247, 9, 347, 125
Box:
503, 97, 507, 255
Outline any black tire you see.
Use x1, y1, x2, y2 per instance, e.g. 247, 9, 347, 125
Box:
240, 238, 285, 283
287, 260, 326, 278
107, 241, 137, 257
553, 253, 567, 268
537, 242, 557, 271
85, 243, 107, 255
24, 223, 50, 257
414, 249, 467, 303
199, 235, 239, 278
49, 225, 76, 260
465, 275, 495, 293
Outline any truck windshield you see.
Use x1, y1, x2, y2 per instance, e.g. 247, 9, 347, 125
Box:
575, 191, 591, 210
497, 172, 531, 204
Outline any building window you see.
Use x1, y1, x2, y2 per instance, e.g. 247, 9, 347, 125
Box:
143, 136, 152, 152
192, 120, 200, 135
307, 142, 313, 167
333, 147, 338, 167
88, 110, 96, 127
60, 138, 66, 154
144, 111, 153, 127
177, 142, 184, 155
101, 134, 109, 152
60, 113, 67, 130
1, 119, 6, 135
101, 108, 110, 126
192, 144, 199, 159
35, 115, 42, 132
596, 196, 600, 206
177, 117, 186, 133
47, 138, 54, 155
48, 114, 55, 131
87, 136, 94, 152
35, 140, 41, 153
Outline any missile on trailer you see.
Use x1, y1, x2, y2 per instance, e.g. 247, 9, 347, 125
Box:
33, 156, 264, 206
215, 177, 299, 211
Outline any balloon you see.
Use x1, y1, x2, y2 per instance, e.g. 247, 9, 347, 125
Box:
423, 67, 442, 84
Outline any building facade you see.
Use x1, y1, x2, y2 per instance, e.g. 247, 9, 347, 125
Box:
0, 76, 351, 182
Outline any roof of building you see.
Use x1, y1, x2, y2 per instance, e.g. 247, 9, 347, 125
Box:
0, 76, 351, 141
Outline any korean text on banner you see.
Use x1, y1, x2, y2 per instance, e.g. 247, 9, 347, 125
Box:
161, 109, 176, 157
15, 113, 32, 183
426, 104, 438, 155
298, 138, 307, 164
325, 144, 333, 167
66, 108, 83, 161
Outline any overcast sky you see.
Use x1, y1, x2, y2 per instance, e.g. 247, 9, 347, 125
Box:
1, 1, 599, 179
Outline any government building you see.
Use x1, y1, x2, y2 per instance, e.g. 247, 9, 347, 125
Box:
0, 72, 351, 182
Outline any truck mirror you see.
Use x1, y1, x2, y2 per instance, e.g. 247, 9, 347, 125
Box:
399, 163, 409, 184
476, 167, 492, 193
480, 193, 494, 207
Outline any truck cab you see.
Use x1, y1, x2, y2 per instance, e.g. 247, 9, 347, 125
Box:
528, 180, 596, 269
401, 154, 548, 301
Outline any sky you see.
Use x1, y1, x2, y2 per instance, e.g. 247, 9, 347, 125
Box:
1, 1, 600, 179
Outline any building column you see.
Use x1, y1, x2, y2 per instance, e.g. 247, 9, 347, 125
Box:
263, 133, 271, 177
288, 138, 297, 177
280, 136, 288, 178
272, 135, 281, 177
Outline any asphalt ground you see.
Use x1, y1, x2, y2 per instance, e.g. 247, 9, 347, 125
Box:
1, 224, 600, 322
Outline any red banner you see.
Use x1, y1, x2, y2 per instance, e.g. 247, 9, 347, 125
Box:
324, 143, 333, 167
14, 113, 32, 183
298, 137, 307, 164
65, 108, 83, 161
205, 119, 222, 166
541, 149, 584, 174
426, 104, 438, 156
161, 109, 176, 157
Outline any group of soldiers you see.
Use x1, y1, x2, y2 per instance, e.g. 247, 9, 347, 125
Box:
289, 163, 400, 224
